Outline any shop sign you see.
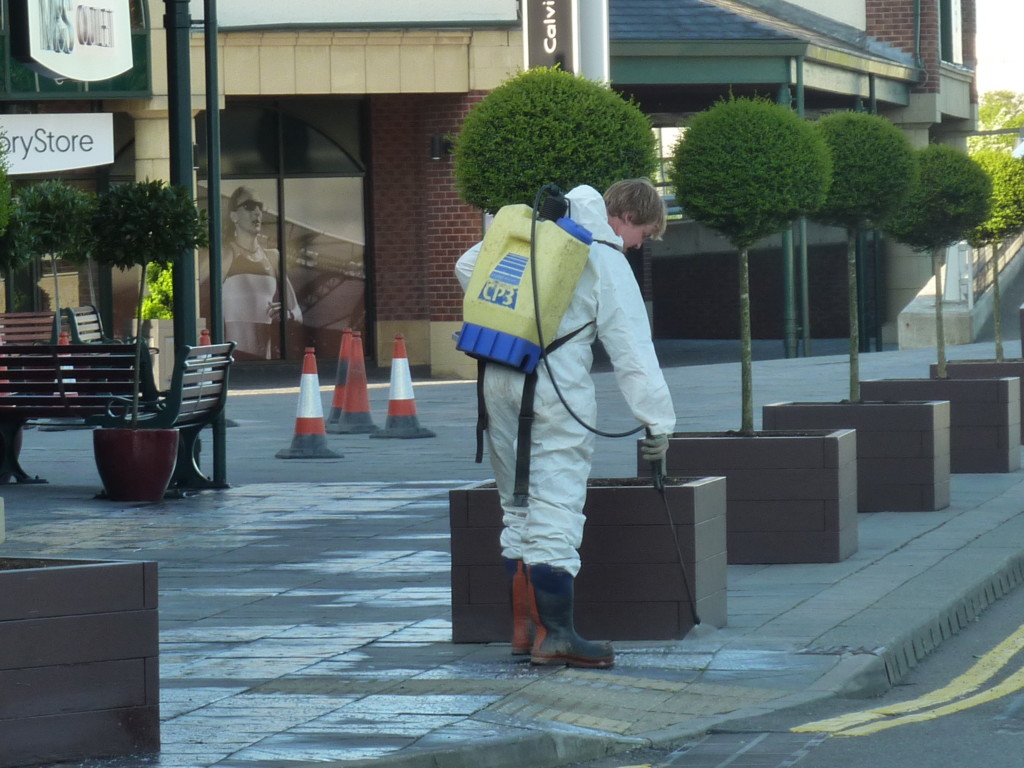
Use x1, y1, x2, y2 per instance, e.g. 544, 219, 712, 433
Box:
0, 114, 114, 175
523, 0, 579, 72
10, 0, 133, 82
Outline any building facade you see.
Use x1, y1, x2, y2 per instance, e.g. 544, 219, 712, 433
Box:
0, 0, 978, 376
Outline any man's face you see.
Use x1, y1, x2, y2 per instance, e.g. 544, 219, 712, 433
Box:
609, 213, 657, 251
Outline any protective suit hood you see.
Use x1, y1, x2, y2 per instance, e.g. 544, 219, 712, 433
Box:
566, 185, 621, 248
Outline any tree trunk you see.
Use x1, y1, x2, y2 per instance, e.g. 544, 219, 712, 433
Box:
847, 229, 860, 401
739, 247, 753, 435
933, 249, 947, 378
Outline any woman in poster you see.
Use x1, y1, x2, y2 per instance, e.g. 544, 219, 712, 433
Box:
222, 185, 302, 360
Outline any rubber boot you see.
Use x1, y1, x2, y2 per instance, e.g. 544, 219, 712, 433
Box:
503, 558, 533, 656
527, 563, 614, 669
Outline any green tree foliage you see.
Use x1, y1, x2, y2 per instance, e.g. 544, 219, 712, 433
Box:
886, 144, 992, 376
454, 67, 657, 212
8, 181, 96, 314
141, 263, 174, 320
969, 90, 1024, 154
966, 150, 1024, 361
670, 96, 831, 250
967, 151, 1024, 247
812, 111, 916, 400
92, 180, 208, 273
669, 96, 832, 433
887, 145, 992, 254
10, 181, 94, 264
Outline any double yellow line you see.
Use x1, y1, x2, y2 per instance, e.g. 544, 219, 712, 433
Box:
793, 622, 1024, 737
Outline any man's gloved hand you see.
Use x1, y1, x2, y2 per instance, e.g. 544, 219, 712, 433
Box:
640, 433, 670, 463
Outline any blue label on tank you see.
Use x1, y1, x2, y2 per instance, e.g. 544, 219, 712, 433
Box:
478, 252, 527, 309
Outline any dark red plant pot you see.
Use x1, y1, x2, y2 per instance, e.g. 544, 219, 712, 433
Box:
93, 428, 179, 502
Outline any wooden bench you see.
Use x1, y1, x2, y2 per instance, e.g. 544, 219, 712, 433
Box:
0, 344, 145, 483
0, 311, 60, 344
87, 342, 236, 492
63, 305, 113, 344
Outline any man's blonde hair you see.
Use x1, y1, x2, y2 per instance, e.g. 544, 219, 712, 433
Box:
603, 178, 667, 240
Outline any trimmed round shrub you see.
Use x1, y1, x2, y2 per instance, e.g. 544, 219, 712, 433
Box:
968, 150, 1024, 247
669, 96, 832, 249
886, 144, 992, 253
454, 67, 658, 213
813, 111, 916, 231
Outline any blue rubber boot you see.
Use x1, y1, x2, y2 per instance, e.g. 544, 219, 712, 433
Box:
503, 558, 533, 656
527, 563, 614, 669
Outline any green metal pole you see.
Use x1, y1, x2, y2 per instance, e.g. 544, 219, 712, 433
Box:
165, 0, 197, 355
778, 81, 797, 358
794, 56, 811, 356
204, 0, 226, 486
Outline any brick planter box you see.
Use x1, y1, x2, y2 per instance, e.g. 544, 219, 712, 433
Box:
929, 360, 1024, 443
860, 377, 1020, 474
449, 476, 727, 643
0, 558, 159, 768
642, 430, 857, 564
762, 401, 950, 512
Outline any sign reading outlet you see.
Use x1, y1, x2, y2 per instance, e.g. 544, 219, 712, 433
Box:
10, 0, 133, 82
0, 114, 114, 174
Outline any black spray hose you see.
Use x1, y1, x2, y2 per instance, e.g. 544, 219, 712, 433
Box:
647, 427, 701, 627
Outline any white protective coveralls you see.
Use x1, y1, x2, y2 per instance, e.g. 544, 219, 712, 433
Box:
455, 185, 676, 577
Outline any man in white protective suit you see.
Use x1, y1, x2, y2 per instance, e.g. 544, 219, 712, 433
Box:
455, 179, 676, 669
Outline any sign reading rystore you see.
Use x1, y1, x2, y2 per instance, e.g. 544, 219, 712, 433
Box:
11, 0, 133, 82
0, 114, 114, 175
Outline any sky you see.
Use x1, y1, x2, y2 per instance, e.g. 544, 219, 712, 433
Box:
974, 0, 1023, 94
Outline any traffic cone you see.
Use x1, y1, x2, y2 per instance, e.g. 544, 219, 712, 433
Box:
329, 331, 378, 434
371, 334, 435, 439
276, 347, 343, 459
325, 328, 352, 432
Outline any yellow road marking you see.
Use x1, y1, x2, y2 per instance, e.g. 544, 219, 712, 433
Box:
835, 664, 1024, 736
793, 621, 1024, 734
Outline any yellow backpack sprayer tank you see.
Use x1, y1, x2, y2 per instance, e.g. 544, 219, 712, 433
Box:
457, 201, 593, 373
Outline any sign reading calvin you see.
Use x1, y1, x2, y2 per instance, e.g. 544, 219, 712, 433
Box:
10, 0, 133, 82
523, 0, 578, 72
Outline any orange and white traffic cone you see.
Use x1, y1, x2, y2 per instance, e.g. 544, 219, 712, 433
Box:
325, 328, 352, 432
276, 347, 343, 459
330, 331, 379, 434
371, 334, 435, 439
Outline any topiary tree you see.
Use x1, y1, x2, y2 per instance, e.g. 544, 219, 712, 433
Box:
91, 180, 208, 425
966, 151, 1024, 362
670, 96, 832, 434
454, 67, 657, 212
9, 181, 94, 324
886, 144, 992, 378
812, 112, 917, 401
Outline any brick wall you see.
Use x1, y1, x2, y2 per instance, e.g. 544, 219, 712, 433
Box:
866, 0, 976, 97
865, 0, 940, 93
369, 93, 484, 328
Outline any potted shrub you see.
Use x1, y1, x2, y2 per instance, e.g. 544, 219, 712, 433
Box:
665, 96, 857, 563
89, 180, 209, 500
865, 145, 1015, 473
0, 557, 160, 766
928, 150, 1024, 443
450, 476, 727, 642
765, 113, 950, 512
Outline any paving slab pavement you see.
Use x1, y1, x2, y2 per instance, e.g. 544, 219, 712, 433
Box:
2, 339, 1024, 768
